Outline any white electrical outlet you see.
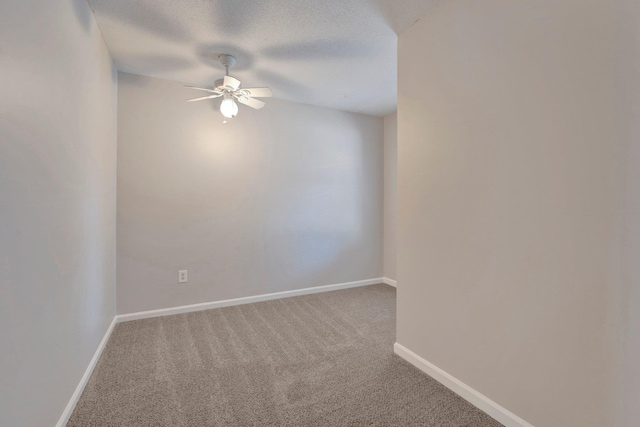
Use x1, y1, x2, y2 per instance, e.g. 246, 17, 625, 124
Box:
178, 270, 188, 283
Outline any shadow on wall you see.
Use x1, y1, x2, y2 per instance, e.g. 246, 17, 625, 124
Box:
194, 98, 371, 282
272, 111, 367, 279
71, 0, 92, 32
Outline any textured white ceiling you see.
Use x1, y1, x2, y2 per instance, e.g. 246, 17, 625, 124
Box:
86, 0, 443, 116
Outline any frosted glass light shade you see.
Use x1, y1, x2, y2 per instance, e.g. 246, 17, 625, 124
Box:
220, 98, 238, 118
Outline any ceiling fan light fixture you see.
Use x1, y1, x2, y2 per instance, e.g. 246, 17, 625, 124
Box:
185, 54, 272, 118
220, 96, 238, 118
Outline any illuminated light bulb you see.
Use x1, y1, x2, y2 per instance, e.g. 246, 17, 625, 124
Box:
220, 97, 238, 118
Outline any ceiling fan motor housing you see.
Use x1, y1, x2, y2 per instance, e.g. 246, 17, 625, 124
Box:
214, 78, 241, 91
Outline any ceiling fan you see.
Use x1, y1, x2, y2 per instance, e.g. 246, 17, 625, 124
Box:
185, 54, 272, 120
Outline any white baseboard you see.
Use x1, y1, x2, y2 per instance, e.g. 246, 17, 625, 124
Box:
394, 342, 534, 427
117, 278, 384, 323
56, 316, 117, 427
383, 277, 397, 287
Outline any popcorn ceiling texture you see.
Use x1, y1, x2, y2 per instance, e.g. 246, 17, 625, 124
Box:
86, 0, 444, 116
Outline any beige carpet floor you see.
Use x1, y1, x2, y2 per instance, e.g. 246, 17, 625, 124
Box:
68, 284, 503, 426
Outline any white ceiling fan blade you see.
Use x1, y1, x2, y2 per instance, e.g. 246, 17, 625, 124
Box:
240, 87, 272, 98
236, 96, 265, 109
223, 75, 241, 91
187, 94, 222, 102
184, 85, 222, 94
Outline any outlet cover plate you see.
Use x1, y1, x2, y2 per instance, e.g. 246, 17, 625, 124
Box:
178, 270, 188, 283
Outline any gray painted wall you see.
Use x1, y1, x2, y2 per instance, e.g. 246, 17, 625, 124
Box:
116, 73, 383, 314
383, 113, 397, 281
613, 0, 640, 424
396, 1, 630, 426
0, 0, 118, 425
